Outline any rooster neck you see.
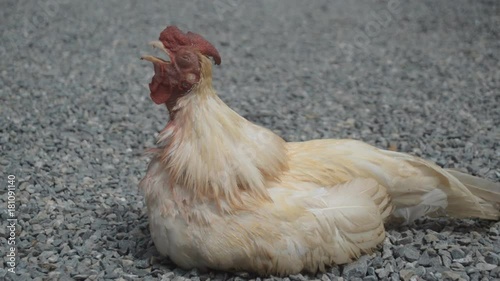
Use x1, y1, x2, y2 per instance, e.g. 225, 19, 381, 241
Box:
156, 56, 288, 210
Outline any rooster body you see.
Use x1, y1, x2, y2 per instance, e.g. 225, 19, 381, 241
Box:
139, 26, 500, 275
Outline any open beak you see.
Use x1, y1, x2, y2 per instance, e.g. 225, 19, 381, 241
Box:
141, 55, 168, 64
141, 40, 171, 64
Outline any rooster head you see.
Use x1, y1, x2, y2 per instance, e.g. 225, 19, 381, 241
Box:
141, 26, 221, 105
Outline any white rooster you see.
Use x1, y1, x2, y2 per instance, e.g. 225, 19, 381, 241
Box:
139, 26, 500, 275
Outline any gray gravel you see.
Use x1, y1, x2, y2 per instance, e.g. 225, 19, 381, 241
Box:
1, 0, 499, 280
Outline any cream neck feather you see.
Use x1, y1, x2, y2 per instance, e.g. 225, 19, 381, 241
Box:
155, 56, 288, 209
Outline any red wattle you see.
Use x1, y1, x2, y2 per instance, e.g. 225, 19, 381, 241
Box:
149, 81, 171, 105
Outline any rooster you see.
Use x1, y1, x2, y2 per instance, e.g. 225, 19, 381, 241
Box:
139, 26, 500, 276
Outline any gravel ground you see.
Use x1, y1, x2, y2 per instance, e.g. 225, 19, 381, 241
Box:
1, 0, 499, 280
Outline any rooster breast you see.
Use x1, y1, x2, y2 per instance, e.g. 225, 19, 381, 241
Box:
141, 156, 392, 275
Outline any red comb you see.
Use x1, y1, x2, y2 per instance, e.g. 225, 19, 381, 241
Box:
159, 26, 221, 65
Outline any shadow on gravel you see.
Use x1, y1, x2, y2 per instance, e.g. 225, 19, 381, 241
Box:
387, 217, 498, 234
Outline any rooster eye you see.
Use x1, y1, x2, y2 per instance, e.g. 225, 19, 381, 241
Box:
181, 81, 191, 89
175, 53, 195, 69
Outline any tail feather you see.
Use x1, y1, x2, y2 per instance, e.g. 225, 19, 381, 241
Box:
392, 188, 448, 223
446, 169, 500, 209
379, 150, 500, 222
